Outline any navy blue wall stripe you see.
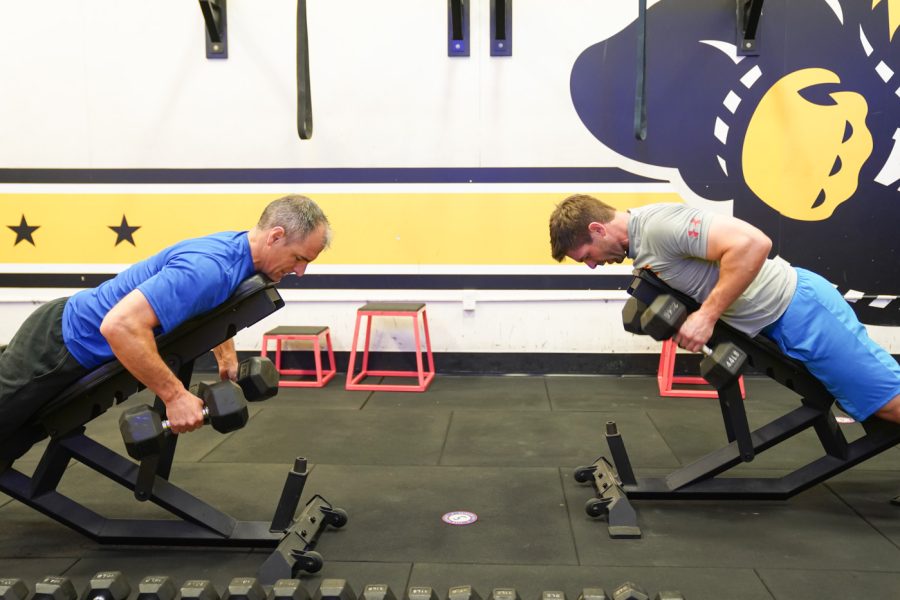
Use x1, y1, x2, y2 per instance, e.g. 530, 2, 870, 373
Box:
0, 168, 661, 184
0, 273, 631, 290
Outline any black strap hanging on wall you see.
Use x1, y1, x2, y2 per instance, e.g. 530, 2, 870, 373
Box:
297, 0, 313, 140
198, 0, 227, 58
633, 0, 648, 141
737, 0, 764, 55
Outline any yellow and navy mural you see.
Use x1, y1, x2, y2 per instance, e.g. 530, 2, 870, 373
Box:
571, 0, 899, 324
0, 0, 898, 327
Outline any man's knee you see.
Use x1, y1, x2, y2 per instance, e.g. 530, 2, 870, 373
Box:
874, 395, 900, 424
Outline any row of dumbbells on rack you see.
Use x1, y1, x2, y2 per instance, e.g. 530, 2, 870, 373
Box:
0, 575, 685, 600
118, 357, 280, 459
623, 294, 747, 388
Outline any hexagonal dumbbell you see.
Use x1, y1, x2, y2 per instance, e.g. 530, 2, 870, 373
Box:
119, 379, 248, 459
447, 587, 480, 600
222, 578, 267, 600
406, 588, 437, 600
486, 589, 520, 600
33, 576, 78, 600
237, 356, 280, 401
180, 580, 220, 600
611, 582, 648, 600
314, 580, 355, 600
0, 579, 28, 600
81, 571, 131, 600
622, 296, 648, 334
360, 585, 396, 600
577, 589, 609, 600
272, 580, 310, 600
640, 294, 747, 389
136, 576, 178, 600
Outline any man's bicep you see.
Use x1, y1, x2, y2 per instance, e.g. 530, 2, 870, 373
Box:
104, 289, 161, 330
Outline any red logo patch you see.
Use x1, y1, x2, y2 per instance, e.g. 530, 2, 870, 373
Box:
687, 217, 701, 238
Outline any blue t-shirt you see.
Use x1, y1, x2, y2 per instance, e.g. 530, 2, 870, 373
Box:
62, 231, 255, 369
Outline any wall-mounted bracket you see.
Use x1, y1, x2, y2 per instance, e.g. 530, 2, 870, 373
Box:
297, 0, 313, 139
448, 0, 470, 57
198, 0, 227, 59
736, 0, 764, 56
490, 0, 512, 56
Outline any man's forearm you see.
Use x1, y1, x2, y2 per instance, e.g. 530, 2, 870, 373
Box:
212, 338, 238, 380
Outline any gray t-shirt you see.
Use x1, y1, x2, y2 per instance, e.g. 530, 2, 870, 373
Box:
627, 203, 797, 337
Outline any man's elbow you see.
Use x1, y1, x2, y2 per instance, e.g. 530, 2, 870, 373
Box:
755, 231, 773, 259
743, 228, 772, 262
99, 313, 129, 346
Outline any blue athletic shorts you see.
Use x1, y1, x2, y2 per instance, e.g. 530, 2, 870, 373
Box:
762, 268, 900, 421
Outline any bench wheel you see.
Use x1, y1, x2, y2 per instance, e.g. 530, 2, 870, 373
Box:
573, 465, 596, 483
297, 550, 323, 573
327, 507, 349, 528
584, 497, 608, 518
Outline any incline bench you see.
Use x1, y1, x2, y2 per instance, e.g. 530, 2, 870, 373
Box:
0, 275, 346, 575
576, 269, 900, 539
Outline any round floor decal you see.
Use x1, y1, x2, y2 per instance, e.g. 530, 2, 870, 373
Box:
441, 511, 478, 525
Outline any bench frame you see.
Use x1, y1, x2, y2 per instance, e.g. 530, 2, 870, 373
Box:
580, 269, 900, 536
0, 276, 298, 547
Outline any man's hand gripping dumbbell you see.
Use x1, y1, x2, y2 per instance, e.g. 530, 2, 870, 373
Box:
118, 357, 279, 460
625, 294, 747, 389
119, 380, 249, 459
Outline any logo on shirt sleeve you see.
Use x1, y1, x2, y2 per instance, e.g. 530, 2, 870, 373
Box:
687, 217, 702, 239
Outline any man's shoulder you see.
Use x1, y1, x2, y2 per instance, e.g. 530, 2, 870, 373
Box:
633, 203, 695, 219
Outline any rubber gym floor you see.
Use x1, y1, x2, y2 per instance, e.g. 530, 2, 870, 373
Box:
2, 374, 899, 600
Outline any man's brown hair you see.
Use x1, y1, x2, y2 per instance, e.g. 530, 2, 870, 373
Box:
548, 194, 616, 262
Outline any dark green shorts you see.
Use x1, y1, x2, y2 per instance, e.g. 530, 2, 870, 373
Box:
0, 297, 89, 453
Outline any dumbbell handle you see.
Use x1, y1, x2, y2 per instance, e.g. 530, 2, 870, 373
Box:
161, 405, 210, 431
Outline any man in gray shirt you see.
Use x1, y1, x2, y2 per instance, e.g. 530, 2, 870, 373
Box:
549, 194, 900, 424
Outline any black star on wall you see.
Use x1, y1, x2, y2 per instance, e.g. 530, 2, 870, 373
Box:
109, 215, 141, 246
7, 214, 40, 246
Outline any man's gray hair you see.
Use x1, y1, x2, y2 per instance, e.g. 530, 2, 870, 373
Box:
257, 195, 331, 246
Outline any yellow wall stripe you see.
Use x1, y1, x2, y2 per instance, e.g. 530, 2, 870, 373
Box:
0, 192, 680, 265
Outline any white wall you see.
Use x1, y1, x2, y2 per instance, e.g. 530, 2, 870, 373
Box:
0, 0, 897, 359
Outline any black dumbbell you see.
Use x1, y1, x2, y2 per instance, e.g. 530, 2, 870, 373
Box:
0, 579, 28, 600
273, 580, 310, 600
577, 589, 609, 600
181, 580, 220, 600
238, 356, 279, 401
486, 590, 520, 600
611, 582, 648, 600
33, 577, 78, 600
314, 580, 355, 600
406, 588, 437, 600
622, 296, 648, 334
81, 572, 131, 600
360, 585, 396, 600
222, 578, 267, 600
447, 587, 480, 600
640, 294, 747, 389
136, 576, 178, 600
119, 379, 248, 459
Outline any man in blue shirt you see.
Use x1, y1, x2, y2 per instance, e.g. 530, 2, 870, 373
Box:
0, 194, 331, 451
